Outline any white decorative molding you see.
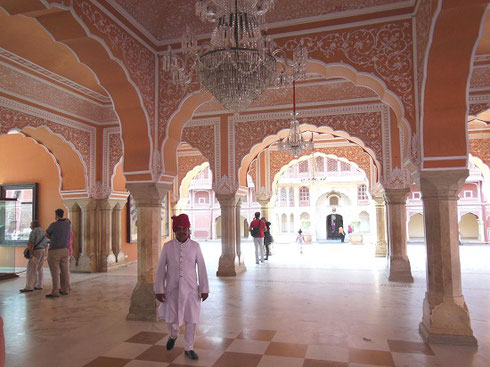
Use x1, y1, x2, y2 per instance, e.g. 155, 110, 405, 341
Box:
212, 174, 239, 195
382, 167, 411, 189
229, 103, 386, 123
381, 105, 391, 176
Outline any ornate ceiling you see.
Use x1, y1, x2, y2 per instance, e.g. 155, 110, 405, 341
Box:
110, 0, 413, 42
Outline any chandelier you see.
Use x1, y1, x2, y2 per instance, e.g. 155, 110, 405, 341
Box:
162, 0, 308, 114
278, 80, 313, 157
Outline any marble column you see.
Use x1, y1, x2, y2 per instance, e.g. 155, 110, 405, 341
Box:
63, 199, 82, 263
76, 199, 97, 273
477, 220, 484, 243
374, 197, 388, 257
111, 200, 127, 263
257, 198, 272, 221
126, 182, 170, 322
417, 169, 477, 345
235, 197, 246, 269
384, 188, 413, 282
216, 193, 246, 276
96, 199, 118, 272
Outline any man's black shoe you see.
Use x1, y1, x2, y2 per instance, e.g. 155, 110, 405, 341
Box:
166, 337, 176, 351
185, 350, 199, 360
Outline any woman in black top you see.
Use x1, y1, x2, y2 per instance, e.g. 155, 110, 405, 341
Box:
262, 217, 273, 260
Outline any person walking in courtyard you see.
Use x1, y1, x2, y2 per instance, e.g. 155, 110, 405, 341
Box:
154, 214, 209, 361
249, 212, 265, 264
339, 226, 346, 243
262, 217, 273, 260
45, 209, 71, 298
296, 229, 305, 254
20, 220, 48, 293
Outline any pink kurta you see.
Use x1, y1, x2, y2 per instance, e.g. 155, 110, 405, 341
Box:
154, 238, 209, 326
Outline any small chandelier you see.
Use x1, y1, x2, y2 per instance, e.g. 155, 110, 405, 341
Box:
278, 80, 313, 157
162, 0, 308, 114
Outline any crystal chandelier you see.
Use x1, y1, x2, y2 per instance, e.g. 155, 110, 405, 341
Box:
162, 0, 308, 114
278, 80, 313, 157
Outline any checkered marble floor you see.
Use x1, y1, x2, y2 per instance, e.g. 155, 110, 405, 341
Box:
84, 328, 439, 367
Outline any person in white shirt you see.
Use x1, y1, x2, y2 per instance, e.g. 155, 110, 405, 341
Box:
154, 214, 209, 361
296, 229, 305, 254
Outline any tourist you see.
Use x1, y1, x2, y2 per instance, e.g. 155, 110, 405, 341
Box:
296, 229, 305, 254
262, 217, 273, 260
45, 209, 71, 298
20, 220, 48, 293
249, 212, 266, 264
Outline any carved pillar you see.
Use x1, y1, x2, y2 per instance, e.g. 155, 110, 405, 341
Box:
76, 199, 97, 273
384, 188, 413, 282
477, 220, 484, 243
256, 187, 272, 221
111, 200, 127, 263
374, 197, 388, 257
235, 197, 245, 269
63, 199, 82, 263
96, 199, 118, 272
215, 193, 246, 276
126, 182, 170, 322
416, 170, 476, 345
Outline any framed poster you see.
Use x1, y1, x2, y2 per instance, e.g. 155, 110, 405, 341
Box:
0, 183, 38, 244
127, 193, 170, 243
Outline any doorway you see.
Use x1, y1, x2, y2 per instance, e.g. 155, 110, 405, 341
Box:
327, 214, 343, 240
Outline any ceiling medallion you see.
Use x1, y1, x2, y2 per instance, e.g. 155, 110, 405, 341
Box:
162, 0, 308, 114
278, 80, 313, 157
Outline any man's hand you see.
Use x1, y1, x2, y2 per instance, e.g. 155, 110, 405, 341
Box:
201, 293, 208, 302
155, 293, 165, 303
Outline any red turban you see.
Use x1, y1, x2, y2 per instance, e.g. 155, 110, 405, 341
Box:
172, 214, 191, 232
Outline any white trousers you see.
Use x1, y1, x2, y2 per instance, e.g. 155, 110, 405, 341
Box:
253, 237, 264, 263
25, 249, 45, 290
166, 322, 197, 351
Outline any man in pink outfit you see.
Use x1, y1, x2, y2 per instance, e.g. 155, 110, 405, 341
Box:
154, 214, 209, 361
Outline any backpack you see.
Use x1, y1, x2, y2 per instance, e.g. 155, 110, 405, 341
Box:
251, 226, 260, 237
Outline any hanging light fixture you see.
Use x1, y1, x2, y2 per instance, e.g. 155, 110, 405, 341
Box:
162, 0, 308, 114
278, 80, 313, 157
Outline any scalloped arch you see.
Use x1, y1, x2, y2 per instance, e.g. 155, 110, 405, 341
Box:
0, 3, 152, 176
269, 151, 371, 201
239, 125, 379, 187
6, 126, 87, 190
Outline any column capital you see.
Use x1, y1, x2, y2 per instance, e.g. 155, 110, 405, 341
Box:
384, 187, 410, 205
76, 198, 97, 211
415, 169, 468, 199
373, 196, 385, 206
126, 182, 171, 207
215, 192, 239, 206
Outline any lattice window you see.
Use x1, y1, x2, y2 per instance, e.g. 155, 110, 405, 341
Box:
289, 187, 295, 206
299, 160, 309, 173
316, 156, 324, 172
340, 161, 351, 171
357, 184, 368, 200
299, 186, 310, 206
280, 187, 287, 206
327, 158, 338, 171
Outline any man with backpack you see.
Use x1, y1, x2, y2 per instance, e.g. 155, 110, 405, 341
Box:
249, 212, 265, 264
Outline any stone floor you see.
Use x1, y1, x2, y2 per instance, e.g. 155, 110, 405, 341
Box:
1, 241, 489, 367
